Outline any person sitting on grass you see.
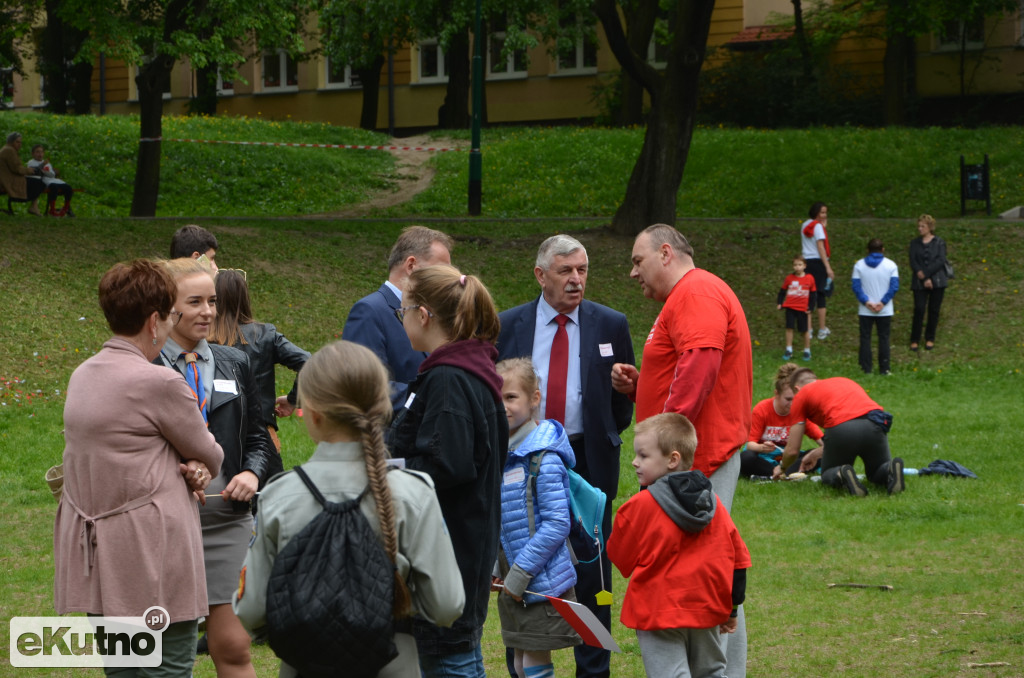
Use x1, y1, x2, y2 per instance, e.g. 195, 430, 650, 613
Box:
777, 367, 904, 496
777, 255, 816, 361
740, 363, 823, 479
27, 144, 75, 216
609, 412, 750, 678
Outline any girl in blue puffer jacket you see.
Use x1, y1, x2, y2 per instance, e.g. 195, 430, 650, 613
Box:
494, 358, 582, 678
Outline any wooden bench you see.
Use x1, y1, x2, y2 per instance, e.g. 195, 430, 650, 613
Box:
1, 184, 82, 216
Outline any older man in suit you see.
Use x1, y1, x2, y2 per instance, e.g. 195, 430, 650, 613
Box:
497, 234, 634, 678
342, 225, 454, 409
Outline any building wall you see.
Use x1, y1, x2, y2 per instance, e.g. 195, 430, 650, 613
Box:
9, 2, 1023, 127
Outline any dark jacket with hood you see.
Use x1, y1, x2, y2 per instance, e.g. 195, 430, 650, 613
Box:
386, 338, 509, 654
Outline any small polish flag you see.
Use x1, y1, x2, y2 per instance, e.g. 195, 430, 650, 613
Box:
543, 595, 621, 652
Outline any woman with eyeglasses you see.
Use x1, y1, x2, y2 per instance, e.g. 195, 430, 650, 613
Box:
159, 258, 275, 678
209, 269, 310, 453
386, 264, 508, 678
55, 259, 223, 675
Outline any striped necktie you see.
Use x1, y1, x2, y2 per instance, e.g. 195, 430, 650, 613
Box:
181, 352, 208, 424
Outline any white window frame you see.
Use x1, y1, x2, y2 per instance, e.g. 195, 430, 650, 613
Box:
261, 49, 299, 92
935, 17, 985, 51
647, 37, 668, 69
216, 68, 234, 97
324, 57, 362, 89
555, 16, 598, 75
417, 39, 448, 84
487, 25, 528, 80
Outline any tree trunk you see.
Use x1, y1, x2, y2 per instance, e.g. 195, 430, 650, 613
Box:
438, 30, 471, 129
610, 79, 695, 232
356, 54, 385, 131
617, 75, 645, 126
41, 0, 69, 114
612, 1, 657, 126
791, 0, 814, 82
595, 0, 714, 234
882, 33, 910, 125
131, 59, 172, 217
70, 60, 92, 114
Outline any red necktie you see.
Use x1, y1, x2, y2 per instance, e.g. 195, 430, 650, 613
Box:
546, 314, 569, 424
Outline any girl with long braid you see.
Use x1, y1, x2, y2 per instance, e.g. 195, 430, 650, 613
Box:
233, 340, 465, 676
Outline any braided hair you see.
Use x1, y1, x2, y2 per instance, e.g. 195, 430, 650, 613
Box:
296, 340, 412, 617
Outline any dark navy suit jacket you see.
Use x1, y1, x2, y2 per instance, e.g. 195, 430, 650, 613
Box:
497, 297, 635, 499
342, 283, 427, 410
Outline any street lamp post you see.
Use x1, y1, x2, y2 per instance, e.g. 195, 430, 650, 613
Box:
468, 0, 483, 215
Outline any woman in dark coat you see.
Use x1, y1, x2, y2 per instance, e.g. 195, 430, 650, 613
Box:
209, 268, 310, 452
908, 214, 950, 351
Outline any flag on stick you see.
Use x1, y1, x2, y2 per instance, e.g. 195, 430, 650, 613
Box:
543, 595, 621, 652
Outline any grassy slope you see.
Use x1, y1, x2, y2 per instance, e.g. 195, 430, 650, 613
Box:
2, 111, 1024, 219
2, 117, 1023, 676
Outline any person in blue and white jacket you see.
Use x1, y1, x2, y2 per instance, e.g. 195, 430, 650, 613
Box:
494, 357, 581, 678
852, 238, 900, 375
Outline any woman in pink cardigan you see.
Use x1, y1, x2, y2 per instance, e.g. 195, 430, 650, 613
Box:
54, 259, 223, 675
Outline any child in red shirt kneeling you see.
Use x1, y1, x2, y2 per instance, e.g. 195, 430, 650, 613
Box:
608, 413, 751, 678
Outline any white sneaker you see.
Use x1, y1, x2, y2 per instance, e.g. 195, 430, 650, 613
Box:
817, 327, 831, 340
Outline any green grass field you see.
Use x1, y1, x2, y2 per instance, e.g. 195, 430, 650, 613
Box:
2, 116, 1023, 677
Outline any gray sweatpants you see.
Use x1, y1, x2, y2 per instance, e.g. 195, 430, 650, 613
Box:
709, 452, 745, 678
637, 626, 727, 678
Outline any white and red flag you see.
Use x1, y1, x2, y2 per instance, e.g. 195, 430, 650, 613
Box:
543, 595, 621, 652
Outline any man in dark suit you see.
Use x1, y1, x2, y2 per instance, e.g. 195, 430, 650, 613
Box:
497, 234, 634, 678
342, 226, 453, 409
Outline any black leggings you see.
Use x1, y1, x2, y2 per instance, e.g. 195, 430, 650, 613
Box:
820, 418, 894, 488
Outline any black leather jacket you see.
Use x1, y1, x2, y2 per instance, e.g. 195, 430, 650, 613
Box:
235, 323, 310, 429
157, 344, 278, 512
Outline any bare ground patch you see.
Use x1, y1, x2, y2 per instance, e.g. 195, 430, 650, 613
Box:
318, 135, 466, 217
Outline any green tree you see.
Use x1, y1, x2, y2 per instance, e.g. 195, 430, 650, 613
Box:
0, 0, 40, 107
319, 0, 415, 130
39, 0, 93, 114
591, 0, 717, 233
58, 0, 314, 216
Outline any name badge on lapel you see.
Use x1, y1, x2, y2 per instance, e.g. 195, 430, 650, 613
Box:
213, 379, 238, 395
599, 343, 614, 358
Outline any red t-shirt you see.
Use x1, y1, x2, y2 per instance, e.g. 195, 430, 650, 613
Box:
749, 397, 824, 447
635, 269, 753, 476
789, 378, 881, 429
781, 273, 816, 312
608, 491, 751, 630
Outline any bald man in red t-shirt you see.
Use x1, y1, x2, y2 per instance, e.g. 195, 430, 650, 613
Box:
611, 223, 753, 678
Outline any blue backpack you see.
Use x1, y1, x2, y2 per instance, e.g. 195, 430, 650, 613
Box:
527, 452, 607, 564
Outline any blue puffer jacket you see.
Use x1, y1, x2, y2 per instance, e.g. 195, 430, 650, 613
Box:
500, 420, 577, 604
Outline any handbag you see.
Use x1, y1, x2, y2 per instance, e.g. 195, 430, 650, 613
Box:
45, 463, 64, 501
943, 259, 955, 279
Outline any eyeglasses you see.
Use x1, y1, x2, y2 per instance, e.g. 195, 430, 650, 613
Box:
395, 305, 433, 322
169, 310, 183, 326
220, 268, 247, 281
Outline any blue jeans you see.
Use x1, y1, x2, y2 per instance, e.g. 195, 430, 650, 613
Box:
420, 645, 485, 678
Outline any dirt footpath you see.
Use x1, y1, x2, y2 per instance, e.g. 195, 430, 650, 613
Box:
322, 134, 464, 217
